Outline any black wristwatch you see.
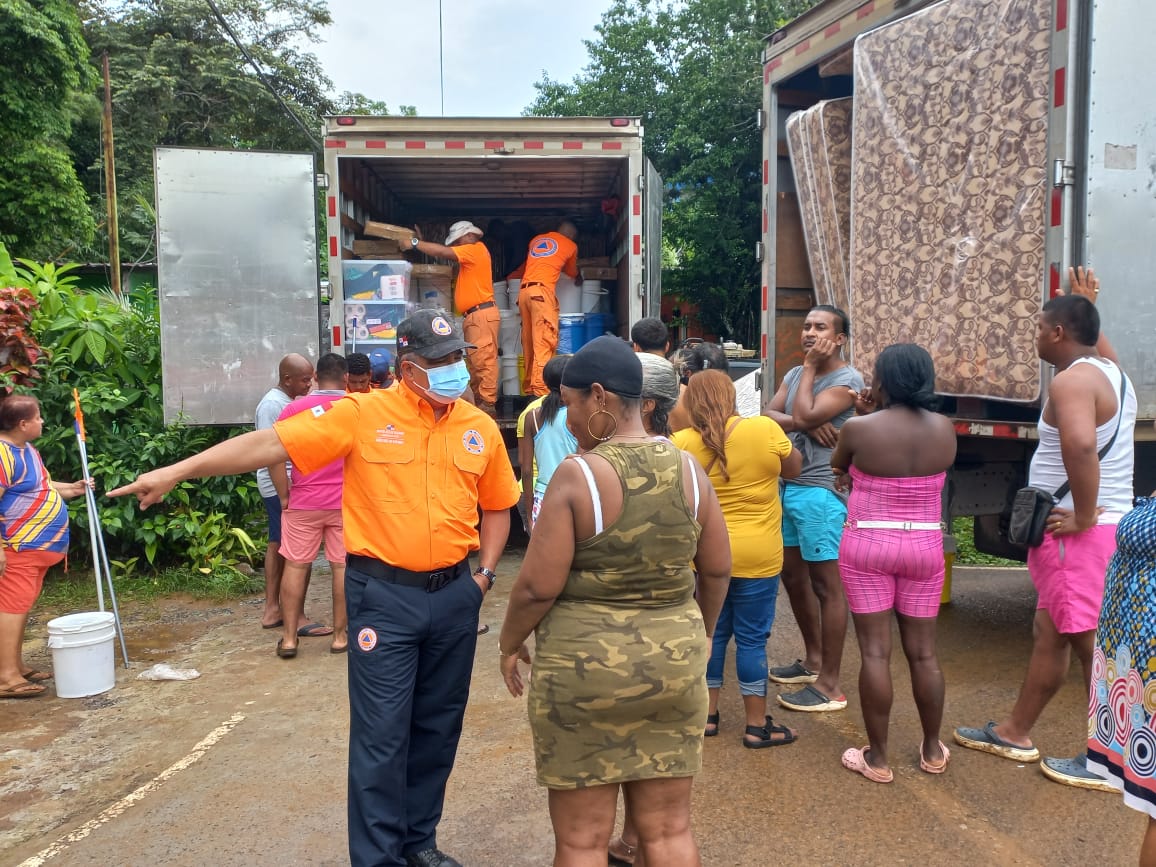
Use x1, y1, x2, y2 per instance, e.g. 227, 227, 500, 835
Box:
474, 566, 497, 589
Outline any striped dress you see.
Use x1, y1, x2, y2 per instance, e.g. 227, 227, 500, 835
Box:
0, 441, 69, 552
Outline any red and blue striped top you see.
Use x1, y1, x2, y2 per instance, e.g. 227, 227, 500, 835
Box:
0, 441, 69, 553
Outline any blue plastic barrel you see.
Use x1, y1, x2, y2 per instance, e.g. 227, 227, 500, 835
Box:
584, 313, 615, 345
558, 314, 586, 354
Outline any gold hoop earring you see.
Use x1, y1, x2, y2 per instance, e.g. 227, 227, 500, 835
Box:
587, 408, 618, 442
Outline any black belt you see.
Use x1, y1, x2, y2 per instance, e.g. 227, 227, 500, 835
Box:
463, 300, 496, 316
347, 555, 468, 593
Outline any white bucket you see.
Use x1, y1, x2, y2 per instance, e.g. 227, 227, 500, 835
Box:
507, 279, 521, 309
581, 280, 607, 313
493, 280, 509, 311
47, 611, 116, 698
499, 309, 521, 357
500, 356, 521, 397
557, 275, 581, 314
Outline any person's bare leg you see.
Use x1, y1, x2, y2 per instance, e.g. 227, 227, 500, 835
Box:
810, 559, 847, 697
261, 541, 284, 627
897, 613, 945, 765
705, 687, 720, 735
993, 609, 1071, 747
852, 610, 893, 770
330, 562, 347, 652
548, 784, 619, 867
0, 611, 32, 689
625, 777, 700, 867
278, 561, 309, 653
778, 547, 822, 672
1072, 629, 1096, 705
1140, 817, 1156, 867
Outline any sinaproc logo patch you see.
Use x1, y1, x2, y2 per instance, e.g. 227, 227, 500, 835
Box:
431, 316, 453, 336
462, 429, 484, 455
530, 237, 559, 258
357, 627, 377, 652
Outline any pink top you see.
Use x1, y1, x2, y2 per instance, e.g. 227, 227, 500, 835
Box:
845, 465, 945, 525
278, 391, 346, 510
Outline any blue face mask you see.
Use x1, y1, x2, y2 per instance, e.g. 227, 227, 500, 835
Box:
416, 359, 470, 403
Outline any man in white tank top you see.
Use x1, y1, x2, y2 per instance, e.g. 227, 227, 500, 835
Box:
956, 268, 1137, 791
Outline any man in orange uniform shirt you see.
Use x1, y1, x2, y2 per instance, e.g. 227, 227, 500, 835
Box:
110, 310, 520, 867
409, 221, 500, 416
518, 220, 581, 396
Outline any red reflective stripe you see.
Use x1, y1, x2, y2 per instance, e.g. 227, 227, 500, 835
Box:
327, 196, 336, 218
763, 208, 768, 233
325, 139, 345, 149
405, 141, 426, 149
485, 140, 504, 149
524, 141, 544, 149
365, 140, 386, 149
762, 285, 768, 311
1056, 0, 1068, 31
1050, 263, 1062, 297
763, 159, 769, 185
444, 141, 466, 149
764, 64, 770, 85
633, 235, 641, 255
602, 141, 623, 150
953, 422, 1028, 439
768, 57, 783, 72
1051, 188, 1063, 227
762, 333, 767, 358
563, 141, 583, 150
329, 237, 338, 257
857, 1, 876, 18
332, 325, 342, 347
633, 195, 641, 216
795, 39, 811, 55
1054, 68, 1066, 107
824, 21, 842, 38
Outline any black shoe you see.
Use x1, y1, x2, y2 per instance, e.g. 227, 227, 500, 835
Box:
406, 849, 462, 867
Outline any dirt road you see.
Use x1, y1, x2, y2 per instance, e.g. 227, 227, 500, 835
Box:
1, 556, 1143, 865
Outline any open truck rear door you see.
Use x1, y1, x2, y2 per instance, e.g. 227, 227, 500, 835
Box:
643, 158, 663, 317
154, 148, 321, 425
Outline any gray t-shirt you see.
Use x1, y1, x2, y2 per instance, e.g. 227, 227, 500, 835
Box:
254, 386, 292, 498
782, 363, 864, 491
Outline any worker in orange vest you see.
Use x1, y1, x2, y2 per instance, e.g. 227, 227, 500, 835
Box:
517, 221, 581, 397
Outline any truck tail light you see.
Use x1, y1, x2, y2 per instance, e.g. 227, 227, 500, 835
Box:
610, 118, 631, 128
335, 116, 356, 126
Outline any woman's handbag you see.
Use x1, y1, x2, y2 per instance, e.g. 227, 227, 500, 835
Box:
1007, 369, 1126, 548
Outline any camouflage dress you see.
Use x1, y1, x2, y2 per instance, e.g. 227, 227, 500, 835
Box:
528, 441, 707, 789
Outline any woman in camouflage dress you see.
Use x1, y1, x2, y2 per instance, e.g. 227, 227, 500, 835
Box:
500, 336, 732, 867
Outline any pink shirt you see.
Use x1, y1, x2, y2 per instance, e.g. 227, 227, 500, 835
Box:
277, 391, 345, 510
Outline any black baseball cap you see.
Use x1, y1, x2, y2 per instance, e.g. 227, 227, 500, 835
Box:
395, 309, 475, 358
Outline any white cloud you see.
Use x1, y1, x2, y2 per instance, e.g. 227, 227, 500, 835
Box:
311, 0, 612, 116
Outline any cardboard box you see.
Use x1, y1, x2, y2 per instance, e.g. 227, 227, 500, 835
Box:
581, 266, 619, 281
353, 239, 406, 259
578, 256, 611, 267
364, 221, 415, 243
411, 264, 454, 278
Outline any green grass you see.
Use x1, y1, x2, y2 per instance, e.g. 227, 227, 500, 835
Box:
37, 565, 263, 610
952, 517, 1020, 567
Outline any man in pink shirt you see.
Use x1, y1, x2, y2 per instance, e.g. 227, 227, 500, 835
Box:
269, 353, 349, 657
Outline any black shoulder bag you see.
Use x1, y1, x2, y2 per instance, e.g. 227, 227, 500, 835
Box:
1007, 369, 1126, 548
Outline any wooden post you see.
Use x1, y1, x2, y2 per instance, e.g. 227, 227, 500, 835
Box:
101, 52, 122, 298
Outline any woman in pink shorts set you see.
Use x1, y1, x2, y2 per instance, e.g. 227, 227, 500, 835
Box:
830, 343, 956, 783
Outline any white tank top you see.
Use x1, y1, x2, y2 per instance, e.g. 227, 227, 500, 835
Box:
1029, 356, 1136, 522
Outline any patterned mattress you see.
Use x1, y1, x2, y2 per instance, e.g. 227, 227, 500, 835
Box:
849, 0, 1052, 401
786, 98, 853, 315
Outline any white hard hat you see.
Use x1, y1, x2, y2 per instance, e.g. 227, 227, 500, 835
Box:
445, 221, 483, 245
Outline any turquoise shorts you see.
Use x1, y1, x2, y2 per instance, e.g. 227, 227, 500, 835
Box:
781, 485, 847, 562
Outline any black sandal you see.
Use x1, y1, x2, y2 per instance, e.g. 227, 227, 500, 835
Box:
743, 715, 797, 749
704, 711, 720, 737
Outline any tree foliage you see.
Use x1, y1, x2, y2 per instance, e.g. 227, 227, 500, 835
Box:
528, 0, 816, 344
0, 0, 98, 259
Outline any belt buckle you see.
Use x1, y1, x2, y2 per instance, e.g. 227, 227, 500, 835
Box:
903, 521, 913, 531
426, 569, 451, 592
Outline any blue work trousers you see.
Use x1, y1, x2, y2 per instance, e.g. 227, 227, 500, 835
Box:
705, 576, 780, 696
345, 561, 482, 867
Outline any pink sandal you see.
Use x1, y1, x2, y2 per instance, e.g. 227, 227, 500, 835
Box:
920, 740, 951, 774
841, 746, 893, 784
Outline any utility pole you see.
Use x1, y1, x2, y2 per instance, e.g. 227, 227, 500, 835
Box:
101, 52, 122, 298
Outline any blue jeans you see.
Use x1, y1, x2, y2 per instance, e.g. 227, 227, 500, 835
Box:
706, 576, 780, 697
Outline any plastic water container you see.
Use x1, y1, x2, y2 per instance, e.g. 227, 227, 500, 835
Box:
493, 280, 509, 311
507, 279, 521, 309
558, 314, 586, 355
499, 309, 521, 357
583, 313, 615, 345
47, 611, 116, 698
500, 356, 521, 397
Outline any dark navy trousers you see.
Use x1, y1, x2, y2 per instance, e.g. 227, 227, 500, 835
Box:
345, 562, 481, 867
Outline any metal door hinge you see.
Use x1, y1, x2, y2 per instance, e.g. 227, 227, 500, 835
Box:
755, 241, 765, 263
638, 173, 646, 192
316, 173, 330, 191
1052, 160, 1076, 187
756, 109, 766, 131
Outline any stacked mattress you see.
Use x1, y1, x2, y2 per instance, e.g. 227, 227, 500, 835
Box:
787, 0, 1053, 402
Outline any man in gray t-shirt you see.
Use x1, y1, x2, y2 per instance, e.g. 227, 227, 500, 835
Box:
764, 306, 863, 713
256, 354, 314, 630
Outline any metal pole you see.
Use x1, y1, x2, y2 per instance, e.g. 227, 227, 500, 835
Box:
438, 0, 445, 115
101, 53, 122, 298
86, 478, 129, 667
76, 428, 105, 612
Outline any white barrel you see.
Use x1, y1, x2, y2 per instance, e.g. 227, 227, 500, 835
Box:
556, 275, 582, 314
507, 279, 521, 308
499, 309, 521, 358
493, 280, 509, 311
581, 280, 607, 313
500, 357, 521, 397
47, 611, 116, 698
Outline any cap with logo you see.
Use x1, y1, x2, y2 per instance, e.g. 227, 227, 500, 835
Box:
366, 348, 393, 380
396, 309, 475, 359
445, 221, 483, 246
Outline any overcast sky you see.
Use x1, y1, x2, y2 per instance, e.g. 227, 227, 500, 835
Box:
311, 1, 613, 116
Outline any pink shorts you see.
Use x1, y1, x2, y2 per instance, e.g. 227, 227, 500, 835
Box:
1028, 523, 1116, 634
279, 509, 345, 565
839, 529, 945, 618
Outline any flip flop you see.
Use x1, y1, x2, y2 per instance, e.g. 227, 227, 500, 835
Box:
275, 639, 297, 659
261, 620, 283, 630
297, 622, 333, 638
330, 644, 348, 655
23, 670, 52, 683
920, 740, 951, 774
1, 681, 47, 699
953, 722, 1040, 762
841, 746, 893, 784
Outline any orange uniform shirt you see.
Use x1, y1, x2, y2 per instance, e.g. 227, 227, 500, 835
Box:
450, 241, 494, 313
521, 232, 578, 293
273, 382, 519, 571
